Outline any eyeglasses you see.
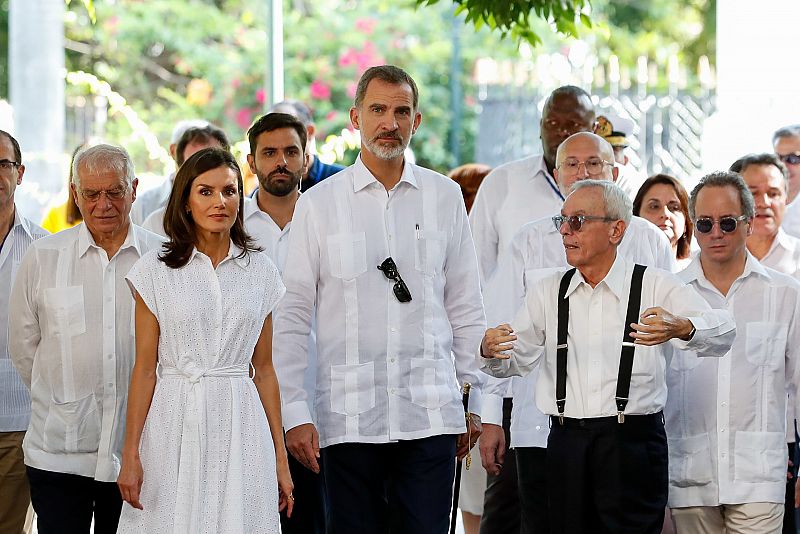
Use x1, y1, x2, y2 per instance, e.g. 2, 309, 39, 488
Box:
693, 215, 750, 234
0, 159, 20, 175
552, 214, 615, 232
77, 186, 128, 202
778, 152, 800, 165
377, 257, 412, 303
556, 157, 614, 176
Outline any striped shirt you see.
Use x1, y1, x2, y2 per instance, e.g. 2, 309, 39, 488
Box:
0, 209, 48, 431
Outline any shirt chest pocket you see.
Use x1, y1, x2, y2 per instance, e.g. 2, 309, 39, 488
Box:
327, 232, 368, 280
43, 286, 87, 337
414, 230, 446, 275
745, 322, 787, 370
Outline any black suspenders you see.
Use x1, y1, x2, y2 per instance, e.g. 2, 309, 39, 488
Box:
555, 264, 647, 424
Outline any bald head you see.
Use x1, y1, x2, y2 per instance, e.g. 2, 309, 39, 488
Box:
554, 132, 618, 197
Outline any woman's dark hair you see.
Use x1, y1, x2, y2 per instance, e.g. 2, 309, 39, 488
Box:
632, 174, 693, 260
159, 147, 260, 268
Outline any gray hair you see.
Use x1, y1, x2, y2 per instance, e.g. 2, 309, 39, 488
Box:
688, 171, 755, 220
71, 144, 135, 188
773, 124, 800, 145
729, 153, 789, 191
354, 65, 419, 111
571, 179, 632, 225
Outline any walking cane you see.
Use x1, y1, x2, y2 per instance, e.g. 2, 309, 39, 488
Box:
450, 382, 472, 534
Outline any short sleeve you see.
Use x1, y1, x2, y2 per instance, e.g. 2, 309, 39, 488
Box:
125, 250, 159, 319
258, 253, 286, 319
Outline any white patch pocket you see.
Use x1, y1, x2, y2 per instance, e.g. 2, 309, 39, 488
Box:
43, 392, 101, 454
414, 230, 446, 275
43, 286, 87, 337
745, 322, 788, 370
667, 433, 714, 487
330, 362, 376, 417
408, 358, 459, 409
733, 430, 786, 483
327, 232, 368, 280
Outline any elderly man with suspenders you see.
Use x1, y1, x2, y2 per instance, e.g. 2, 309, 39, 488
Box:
480, 180, 735, 533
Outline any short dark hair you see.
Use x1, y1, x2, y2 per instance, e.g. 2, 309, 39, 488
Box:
633, 174, 693, 260
159, 148, 260, 269
247, 113, 308, 157
0, 129, 22, 164
543, 85, 594, 116
175, 124, 230, 166
689, 171, 755, 221
729, 153, 789, 190
773, 124, 800, 145
354, 65, 419, 111
269, 100, 314, 127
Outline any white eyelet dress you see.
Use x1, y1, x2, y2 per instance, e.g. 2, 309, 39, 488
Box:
117, 245, 285, 533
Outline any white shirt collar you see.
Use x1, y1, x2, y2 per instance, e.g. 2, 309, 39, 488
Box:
565, 252, 628, 301
187, 240, 249, 269
77, 221, 142, 258
352, 154, 419, 192
682, 250, 771, 285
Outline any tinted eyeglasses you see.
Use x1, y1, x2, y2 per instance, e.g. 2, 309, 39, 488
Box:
694, 215, 750, 234
778, 152, 800, 165
377, 257, 412, 303
552, 214, 615, 232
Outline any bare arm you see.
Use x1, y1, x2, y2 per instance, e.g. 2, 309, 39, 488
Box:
117, 293, 159, 510
252, 313, 294, 517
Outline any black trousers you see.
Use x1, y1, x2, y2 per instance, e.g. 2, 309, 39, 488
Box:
546, 413, 668, 534
27, 466, 122, 534
321, 435, 456, 534
480, 397, 521, 534
516, 446, 549, 534
281, 450, 327, 534
784, 442, 797, 534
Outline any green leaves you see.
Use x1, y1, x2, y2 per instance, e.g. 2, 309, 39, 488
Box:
65, 0, 96, 23
415, 0, 591, 46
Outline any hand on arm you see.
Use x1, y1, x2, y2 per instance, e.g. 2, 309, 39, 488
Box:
480, 324, 517, 359
251, 314, 294, 517
629, 307, 694, 346
117, 293, 160, 510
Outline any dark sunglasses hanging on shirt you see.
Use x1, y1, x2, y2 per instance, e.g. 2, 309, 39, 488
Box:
377, 257, 412, 303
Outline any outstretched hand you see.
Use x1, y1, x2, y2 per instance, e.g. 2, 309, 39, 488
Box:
629, 307, 694, 346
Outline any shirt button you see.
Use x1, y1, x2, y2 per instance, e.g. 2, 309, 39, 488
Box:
535, 425, 541, 431
721, 428, 726, 433
390, 358, 396, 363
721, 402, 727, 407
391, 328, 397, 333
390, 388, 396, 394
107, 354, 113, 360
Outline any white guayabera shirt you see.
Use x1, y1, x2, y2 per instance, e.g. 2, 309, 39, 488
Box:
666, 254, 800, 507
468, 154, 563, 284
481, 255, 735, 418
0, 210, 48, 432
481, 215, 676, 448
8, 223, 162, 482
274, 155, 486, 448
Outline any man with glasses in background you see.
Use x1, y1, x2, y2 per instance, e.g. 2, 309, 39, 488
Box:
665, 171, 800, 533
9, 145, 162, 534
482, 131, 674, 533
273, 65, 485, 533
480, 179, 734, 533
773, 125, 800, 238
0, 130, 47, 534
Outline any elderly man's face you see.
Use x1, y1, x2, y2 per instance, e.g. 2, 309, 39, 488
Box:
558, 186, 620, 270
71, 166, 137, 238
554, 133, 617, 197
742, 164, 786, 239
774, 135, 800, 201
693, 185, 750, 266
0, 136, 23, 210
350, 78, 421, 162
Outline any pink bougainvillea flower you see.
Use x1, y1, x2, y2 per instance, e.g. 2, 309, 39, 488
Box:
310, 80, 332, 100
346, 82, 358, 99
236, 108, 254, 130
326, 111, 337, 121
255, 88, 267, 105
231, 78, 241, 89
355, 17, 377, 34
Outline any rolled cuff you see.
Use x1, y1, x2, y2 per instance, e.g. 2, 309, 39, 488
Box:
282, 400, 313, 432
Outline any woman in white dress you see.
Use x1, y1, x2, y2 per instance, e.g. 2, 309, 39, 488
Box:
116, 147, 293, 533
